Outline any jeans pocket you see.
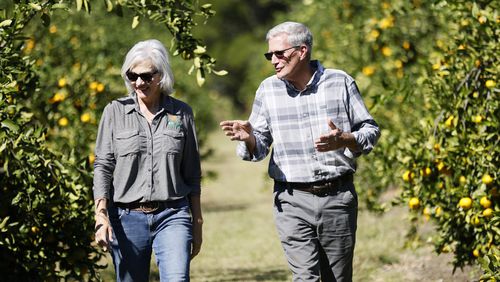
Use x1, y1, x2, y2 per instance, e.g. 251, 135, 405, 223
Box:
118, 207, 126, 219
108, 206, 127, 221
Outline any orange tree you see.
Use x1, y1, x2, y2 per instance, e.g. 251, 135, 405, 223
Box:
398, 2, 499, 279
0, 0, 219, 280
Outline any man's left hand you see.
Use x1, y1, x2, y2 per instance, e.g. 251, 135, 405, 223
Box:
315, 119, 344, 152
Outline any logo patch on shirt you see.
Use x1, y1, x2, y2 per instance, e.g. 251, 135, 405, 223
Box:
167, 114, 182, 130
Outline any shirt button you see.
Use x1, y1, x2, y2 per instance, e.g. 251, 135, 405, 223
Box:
148, 152, 151, 155
303, 113, 308, 117
148, 168, 152, 172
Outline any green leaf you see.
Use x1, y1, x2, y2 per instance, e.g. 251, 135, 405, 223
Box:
51, 3, 69, 10
0, 216, 9, 231
83, 0, 90, 12
11, 193, 22, 206
193, 57, 201, 68
471, 3, 479, 18
0, 19, 12, 27
105, 0, 113, 12
196, 68, 205, 87
76, 0, 82, 11
193, 45, 206, 54
28, 3, 42, 11
1, 119, 19, 132
131, 16, 140, 29
212, 69, 228, 76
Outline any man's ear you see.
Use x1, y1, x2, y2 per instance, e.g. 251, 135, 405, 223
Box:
299, 45, 309, 60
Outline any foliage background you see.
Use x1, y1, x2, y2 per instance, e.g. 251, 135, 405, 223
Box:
0, 0, 498, 280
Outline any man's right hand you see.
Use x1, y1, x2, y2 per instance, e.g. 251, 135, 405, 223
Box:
220, 120, 256, 154
219, 120, 253, 142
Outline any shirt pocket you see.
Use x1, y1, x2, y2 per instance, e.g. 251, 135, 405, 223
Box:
114, 130, 140, 157
162, 129, 185, 154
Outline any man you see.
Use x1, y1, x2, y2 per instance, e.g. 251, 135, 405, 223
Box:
220, 22, 380, 281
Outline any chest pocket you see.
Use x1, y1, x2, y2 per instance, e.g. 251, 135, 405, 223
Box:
114, 130, 141, 157
162, 129, 185, 154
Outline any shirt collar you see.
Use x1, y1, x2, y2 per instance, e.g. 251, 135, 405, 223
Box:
283, 60, 324, 92
307, 60, 324, 88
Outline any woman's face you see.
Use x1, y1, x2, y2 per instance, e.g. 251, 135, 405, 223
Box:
128, 60, 161, 103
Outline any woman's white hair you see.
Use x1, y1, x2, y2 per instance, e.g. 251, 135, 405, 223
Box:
121, 39, 175, 96
266, 21, 313, 55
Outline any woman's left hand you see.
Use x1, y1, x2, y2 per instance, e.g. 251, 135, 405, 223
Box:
191, 218, 203, 260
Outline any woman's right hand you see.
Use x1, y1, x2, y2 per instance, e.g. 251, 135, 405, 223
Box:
95, 198, 113, 252
94, 209, 113, 251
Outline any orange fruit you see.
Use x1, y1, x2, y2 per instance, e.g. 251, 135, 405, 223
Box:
482, 208, 493, 218
409, 197, 420, 209
471, 216, 480, 226
480, 197, 492, 208
458, 197, 472, 210
402, 170, 414, 182
473, 249, 480, 257
485, 80, 496, 89
482, 174, 493, 185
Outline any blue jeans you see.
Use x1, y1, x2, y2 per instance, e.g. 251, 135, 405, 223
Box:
108, 198, 192, 282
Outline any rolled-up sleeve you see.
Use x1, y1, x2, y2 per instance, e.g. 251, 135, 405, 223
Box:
237, 89, 273, 162
93, 104, 116, 200
181, 111, 202, 195
346, 81, 381, 157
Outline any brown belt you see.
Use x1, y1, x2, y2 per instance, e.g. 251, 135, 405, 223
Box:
275, 174, 353, 196
114, 199, 185, 213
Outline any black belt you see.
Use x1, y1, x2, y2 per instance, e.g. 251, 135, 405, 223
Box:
275, 174, 353, 196
114, 198, 185, 213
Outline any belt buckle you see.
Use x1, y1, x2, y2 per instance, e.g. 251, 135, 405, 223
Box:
311, 182, 332, 196
140, 202, 160, 213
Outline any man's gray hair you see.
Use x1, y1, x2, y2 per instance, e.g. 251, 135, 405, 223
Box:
121, 39, 175, 96
266, 21, 313, 52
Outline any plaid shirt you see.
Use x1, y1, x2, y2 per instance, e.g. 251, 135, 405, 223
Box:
237, 61, 380, 183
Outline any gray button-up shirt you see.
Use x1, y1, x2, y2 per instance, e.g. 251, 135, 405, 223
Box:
237, 61, 380, 183
93, 95, 201, 204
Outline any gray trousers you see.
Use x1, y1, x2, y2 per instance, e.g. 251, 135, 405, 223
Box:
273, 181, 357, 282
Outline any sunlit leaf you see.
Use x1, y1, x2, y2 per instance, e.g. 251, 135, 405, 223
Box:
196, 68, 205, 86
131, 16, 140, 29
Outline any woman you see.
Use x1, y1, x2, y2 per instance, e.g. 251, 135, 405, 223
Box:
93, 39, 203, 282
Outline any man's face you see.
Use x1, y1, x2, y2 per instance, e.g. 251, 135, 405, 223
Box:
267, 34, 300, 81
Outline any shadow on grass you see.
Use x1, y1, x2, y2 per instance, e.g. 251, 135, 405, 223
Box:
202, 202, 249, 213
192, 267, 289, 282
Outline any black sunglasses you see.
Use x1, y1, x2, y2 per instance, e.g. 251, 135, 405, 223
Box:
126, 70, 158, 82
264, 46, 300, 61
